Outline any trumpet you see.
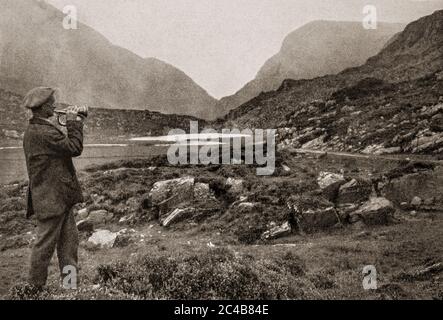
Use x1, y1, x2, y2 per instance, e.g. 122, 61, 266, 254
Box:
54, 106, 89, 126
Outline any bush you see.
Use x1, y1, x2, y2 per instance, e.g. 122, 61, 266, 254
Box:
96, 248, 306, 299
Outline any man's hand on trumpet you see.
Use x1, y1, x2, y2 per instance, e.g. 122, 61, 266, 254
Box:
66, 105, 81, 122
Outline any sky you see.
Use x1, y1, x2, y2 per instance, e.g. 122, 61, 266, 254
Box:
46, 0, 443, 99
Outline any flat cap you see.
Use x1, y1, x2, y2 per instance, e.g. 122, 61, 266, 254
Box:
22, 87, 55, 109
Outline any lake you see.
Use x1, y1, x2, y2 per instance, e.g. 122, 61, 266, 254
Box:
0, 133, 258, 184
0, 144, 168, 185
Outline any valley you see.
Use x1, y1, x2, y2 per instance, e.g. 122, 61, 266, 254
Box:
0, 4, 442, 301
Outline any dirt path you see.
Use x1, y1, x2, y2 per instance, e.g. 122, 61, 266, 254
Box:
294, 148, 443, 165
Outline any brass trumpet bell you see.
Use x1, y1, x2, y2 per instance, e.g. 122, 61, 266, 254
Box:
54, 106, 88, 126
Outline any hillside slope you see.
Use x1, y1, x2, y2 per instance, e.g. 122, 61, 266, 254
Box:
216, 21, 404, 117
0, 0, 217, 119
222, 10, 443, 155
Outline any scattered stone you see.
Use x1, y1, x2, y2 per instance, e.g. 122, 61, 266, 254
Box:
76, 219, 94, 233
381, 171, 443, 210
261, 221, 292, 240
149, 176, 195, 205
376, 147, 401, 155
336, 203, 360, 222
87, 230, 118, 248
207, 242, 216, 248
337, 178, 372, 205
395, 262, 443, 282
126, 197, 141, 212
423, 197, 434, 206
297, 207, 338, 233
3, 129, 20, 139
301, 134, 327, 149
282, 164, 291, 172
288, 196, 339, 233
409, 133, 443, 153
161, 208, 195, 227
193, 183, 214, 200
91, 194, 106, 204
410, 196, 423, 207
226, 178, 244, 194
400, 202, 409, 210
362, 144, 383, 155
77, 208, 89, 220
377, 283, 411, 300
317, 171, 346, 201
430, 113, 443, 132
88, 210, 114, 225
316, 152, 327, 159
362, 145, 401, 155
349, 197, 395, 226
113, 228, 139, 248
118, 214, 135, 224
237, 202, 256, 210
355, 230, 371, 238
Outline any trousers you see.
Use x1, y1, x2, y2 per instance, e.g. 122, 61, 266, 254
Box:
28, 208, 78, 287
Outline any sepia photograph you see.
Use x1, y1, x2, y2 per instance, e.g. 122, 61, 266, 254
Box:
0, 0, 442, 306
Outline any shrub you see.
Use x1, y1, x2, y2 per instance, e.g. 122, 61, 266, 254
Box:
96, 248, 306, 299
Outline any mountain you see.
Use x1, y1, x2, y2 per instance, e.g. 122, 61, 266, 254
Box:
216, 20, 404, 117
221, 10, 443, 155
0, 0, 217, 119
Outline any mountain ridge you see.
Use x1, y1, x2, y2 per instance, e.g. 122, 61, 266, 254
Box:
220, 10, 443, 155
215, 20, 404, 118
0, 0, 217, 119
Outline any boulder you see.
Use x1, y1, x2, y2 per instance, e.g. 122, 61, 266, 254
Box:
76, 219, 94, 233
430, 113, 443, 132
349, 197, 395, 226
261, 221, 292, 240
149, 177, 195, 216
288, 196, 339, 233
361, 144, 401, 155
375, 147, 401, 155
118, 214, 135, 224
337, 178, 372, 205
336, 203, 360, 222
126, 197, 141, 213
226, 178, 244, 194
410, 196, 423, 207
421, 103, 443, 117
380, 170, 443, 210
113, 228, 141, 247
88, 210, 114, 225
161, 208, 195, 227
317, 171, 346, 201
237, 202, 257, 210
3, 129, 20, 139
282, 164, 291, 172
77, 208, 89, 220
87, 230, 118, 248
362, 144, 383, 155
301, 134, 327, 149
193, 183, 214, 200
149, 176, 195, 205
409, 133, 443, 153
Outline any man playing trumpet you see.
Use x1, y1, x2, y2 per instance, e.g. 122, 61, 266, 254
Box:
22, 87, 85, 291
